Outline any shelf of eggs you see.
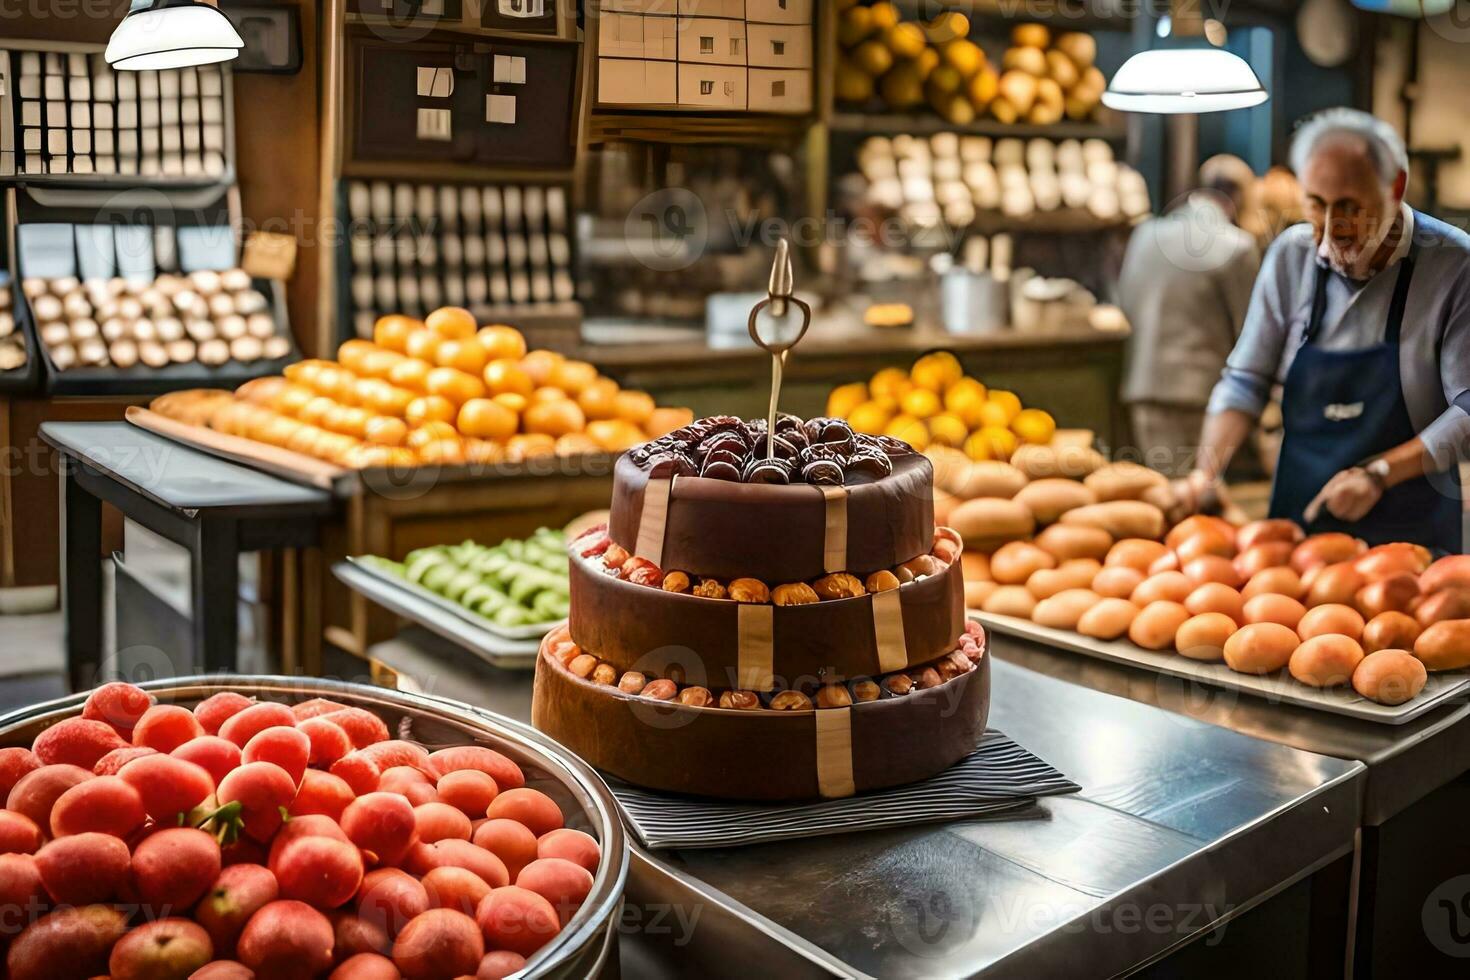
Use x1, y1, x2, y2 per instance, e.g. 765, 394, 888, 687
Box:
0, 274, 42, 392
340, 180, 578, 341
0, 48, 231, 182
17, 268, 297, 396
848, 131, 1150, 235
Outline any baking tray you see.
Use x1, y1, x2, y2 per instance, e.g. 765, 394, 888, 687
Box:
977, 611, 1470, 725
333, 559, 542, 669
346, 553, 565, 641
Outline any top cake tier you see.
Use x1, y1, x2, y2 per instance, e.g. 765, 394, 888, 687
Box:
609, 415, 935, 582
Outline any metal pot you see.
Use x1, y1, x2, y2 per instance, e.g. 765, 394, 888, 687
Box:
0, 675, 628, 979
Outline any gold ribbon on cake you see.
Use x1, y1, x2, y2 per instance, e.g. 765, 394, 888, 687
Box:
871, 588, 909, 673
736, 604, 775, 691
634, 476, 673, 567
814, 707, 857, 798
819, 485, 848, 573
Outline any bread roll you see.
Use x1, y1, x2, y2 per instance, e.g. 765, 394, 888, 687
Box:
1013, 479, 1096, 524
1352, 649, 1427, 705
1060, 501, 1165, 540
1034, 524, 1112, 562
1032, 588, 1101, 630
951, 498, 1036, 551
1414, 619, 1470, 670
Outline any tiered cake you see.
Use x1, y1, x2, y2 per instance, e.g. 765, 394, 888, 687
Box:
532, 414, 990, 801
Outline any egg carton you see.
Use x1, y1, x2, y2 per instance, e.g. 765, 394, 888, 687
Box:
338, 179, 579, 340
0, 45, 234, 186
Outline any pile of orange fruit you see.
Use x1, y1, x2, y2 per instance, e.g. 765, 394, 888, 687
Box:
826, 351, 1057, 462
169, 307, 692, 469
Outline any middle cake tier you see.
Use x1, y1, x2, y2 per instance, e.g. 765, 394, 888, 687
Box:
569, 530, 967, 689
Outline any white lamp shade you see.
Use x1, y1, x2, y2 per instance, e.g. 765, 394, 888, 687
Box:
1102, 48, 1268, 114
106, 2, 244, 71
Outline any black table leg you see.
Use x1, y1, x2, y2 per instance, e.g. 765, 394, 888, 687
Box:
61, 457, 104, 692
191, 516, 239, 675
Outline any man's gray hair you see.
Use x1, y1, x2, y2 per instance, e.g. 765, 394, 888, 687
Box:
1290, 108, 1408, 184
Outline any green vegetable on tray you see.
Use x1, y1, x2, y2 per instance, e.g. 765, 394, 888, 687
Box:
362, 527, 570, 629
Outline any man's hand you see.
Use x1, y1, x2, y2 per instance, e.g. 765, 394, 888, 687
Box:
1304, 467, 1383, 524
1151, 469, 1228, 525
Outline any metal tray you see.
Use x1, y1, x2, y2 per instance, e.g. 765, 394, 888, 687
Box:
0, 676, 627, 978
347, 553, 565, 641
978, 611, 1470, 725
334, 559, 543, 669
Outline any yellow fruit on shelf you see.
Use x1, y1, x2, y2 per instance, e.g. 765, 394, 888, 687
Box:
1012, 407, 1058, 445
550, 359, 598, 395
556, 433, 603, 457
911, 351, 963, 392
942, 38, 986, 79
312, 366, 358, 405
836, 57, 876, 103
457, 398, 518, 441
521, 350, 563, 387
885, 414, 931, 452
435, 338, 491, 376
524, 399, 587, 438
614, 390, 656, 425
977, 400, 1013, 429
914, 47, 940, 81
272, 384, 313, 417
943, 375, 987, 412
987, 388, 1024, 421
493, 392, 529, 414
968, 66, 999, 109
852, 39, 894, 78
373, 315, 421, 353
425, 367, 487, 405
926, 11, 970, 43
388, 358, 431, 393
885, 22, 926, 59
359, 349, 405, 380
463, 439, 505, 466
364, 416, 409, 447
336, 339, 376, 374
531, 386, 568, 403
417, 438, 468, 466
926, 64, 963, 97
324, 404, 371, 439
869, 366, 912, 401
869, 2, 900, 31
406, 421, 459, 450
965, 426, 1019, 461
927, 412, 969, 448
879, 62, 926, 109
577, 377, 621, 420
406, 395, 457, 427
477, 324, 527, 361
845, 400, 893, 435
837, 5, 873, 47
298, 396, 336, 428
900, 387, 942, 419
586, 419, 646, 453
426, 306, 477, 340
483, 359, 535, 398
646, 406, 695, 438
827, 382, 869, 420
508, 433, 557, 460
404, 330, 443, 363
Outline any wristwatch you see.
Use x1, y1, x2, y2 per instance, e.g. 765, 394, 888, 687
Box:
1363, 458, 1391, 490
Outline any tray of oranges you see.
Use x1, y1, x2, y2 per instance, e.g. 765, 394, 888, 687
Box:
138, 307, 694, 492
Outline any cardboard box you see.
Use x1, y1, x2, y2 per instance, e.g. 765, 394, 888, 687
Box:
599, 57, 678, 105
601, 11, 677, 60
677, 16, 747, 66
745, 0, 810, 23
677, 0, 743, 16
677, 62, 746, 108
747, 68, 810, 112
747, 23, 810, 68
600, 0, 677, 13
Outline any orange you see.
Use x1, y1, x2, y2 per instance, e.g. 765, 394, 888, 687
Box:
314, 367, 358, 405
389, 358, 431, 392
927, 413, 969, 448
555, 433, 603, 457
406, 395, 457, 427
456, 398, 518, 441
426, 306, 478, 339
507, 433, 556, 460
374, 315, 422, 352
258, 416, 302, 447
435, 339, 490, 376
614, 390, 655, 426
848, 400, 895, 435
324, 405, 371, 439
986, 389, 1023, 422
358, 379, 414, 417
284, 359, 329, 386
899, 388, 942, 419
483, 359, 534, 398
550, 359, 598, 395
463, 438, 505, 466
493, 392, 529, 414
577, 378, 620, 421
1011, 408, 1056, 445
272, 383, 314, 417
826, 382, 868, 420
531, 386, 568, 403
343, 444, 398, 470
299, 396, 337, 428
417, 438, 467, 466
406, 421, 459, 450
478, 325, 527, 361
521, 350, 564, 387
977, 401, 1013, 429
910, 351, 963, 392
965, 426, 1019, 461
885, 414, 931, 452
425, 367, 486, 405
869, 367, 911, 401
404, 330, 443, 363
645, 406, 694, 438
586, 419, 645, 453
359, 349, 405, 380
337, 339, 377, 373
364, 416, 409, 447
524, 399, 586, 437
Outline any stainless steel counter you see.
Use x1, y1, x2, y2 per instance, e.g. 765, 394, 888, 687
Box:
994, 634, 1470, 826
363, 630, 1364, 978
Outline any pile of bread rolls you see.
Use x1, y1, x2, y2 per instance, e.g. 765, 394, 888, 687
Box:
22, 271, 288, 372
0, 285, 24, 373
965, 506, 1470, 706
853, 134, 1149, 229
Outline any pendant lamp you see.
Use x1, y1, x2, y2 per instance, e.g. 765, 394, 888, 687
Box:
1102, 4, 1267, 114
106, 0, 244, 71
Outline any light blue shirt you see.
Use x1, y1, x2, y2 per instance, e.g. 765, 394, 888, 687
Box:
1207, 209, 1470, 472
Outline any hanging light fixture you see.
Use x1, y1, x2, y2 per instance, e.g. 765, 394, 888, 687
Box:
1103, 2, 1266, 114
106, 0, 244, 71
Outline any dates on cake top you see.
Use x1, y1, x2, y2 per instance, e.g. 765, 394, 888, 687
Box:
627, 415, 911, 487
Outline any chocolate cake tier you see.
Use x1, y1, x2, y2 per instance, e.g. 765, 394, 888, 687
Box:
532, 628, 990, 802
568, 548, 966, 690
608, 451, 935, 582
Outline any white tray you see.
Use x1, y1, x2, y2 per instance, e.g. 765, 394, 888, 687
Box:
347, 555, 565, 642
978, 611, 1470, 725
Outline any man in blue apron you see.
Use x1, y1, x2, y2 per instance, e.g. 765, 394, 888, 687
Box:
1169, 108, 1470, 553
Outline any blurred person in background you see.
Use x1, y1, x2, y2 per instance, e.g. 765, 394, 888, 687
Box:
1118, 154, 1262, 476
1169, 108, 1470, 551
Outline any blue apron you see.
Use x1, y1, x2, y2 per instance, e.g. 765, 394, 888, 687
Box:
1269, 243, 1463, 551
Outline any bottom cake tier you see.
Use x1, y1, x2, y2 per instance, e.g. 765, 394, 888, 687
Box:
532, 621, 990, 802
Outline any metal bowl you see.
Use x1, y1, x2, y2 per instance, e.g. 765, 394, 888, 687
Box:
0, 675, 628, 979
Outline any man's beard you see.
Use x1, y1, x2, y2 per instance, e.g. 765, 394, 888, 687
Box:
1318, 204, 1397, 280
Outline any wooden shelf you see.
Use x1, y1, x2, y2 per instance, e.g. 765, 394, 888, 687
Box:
342, 13, 574, 45
587, 112, 813, 146
828, 110, 1128, 142
889, 0, 1134, 32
